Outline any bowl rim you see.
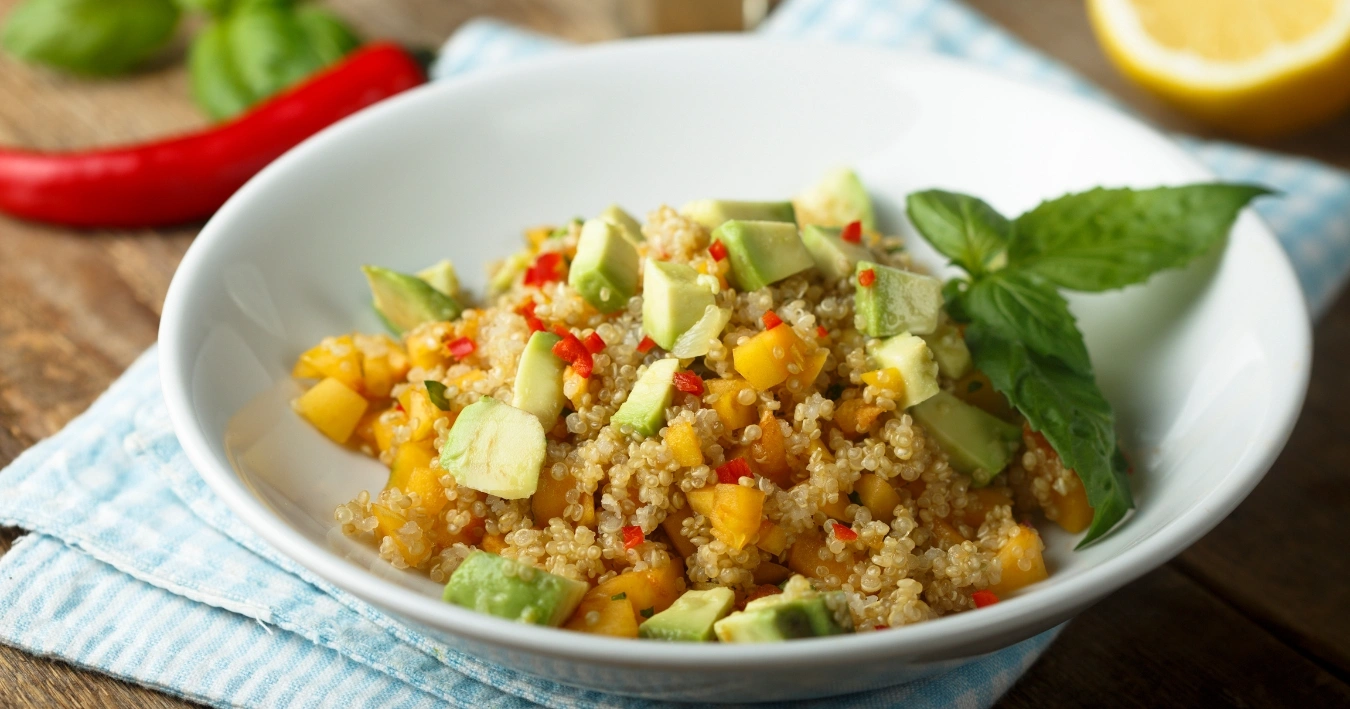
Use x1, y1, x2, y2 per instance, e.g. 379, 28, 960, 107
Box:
159, 34, 1312, 670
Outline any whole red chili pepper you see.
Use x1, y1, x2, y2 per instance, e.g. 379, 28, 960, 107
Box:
0, 43, 425, 229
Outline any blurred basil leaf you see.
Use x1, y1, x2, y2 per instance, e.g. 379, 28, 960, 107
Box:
189, 1, 358, 120
2, 0, 181, 75
173, 0, 235, 16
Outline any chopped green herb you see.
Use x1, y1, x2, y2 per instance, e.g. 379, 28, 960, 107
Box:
424, 380, 451, 411
848, 491, 862, 506
967, 380, 983, 393
640, 607, 654, 619
825, 383, 845, 400
611, 592, 627, 601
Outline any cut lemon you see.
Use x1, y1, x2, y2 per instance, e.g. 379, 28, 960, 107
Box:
1088, 0, 1350, 137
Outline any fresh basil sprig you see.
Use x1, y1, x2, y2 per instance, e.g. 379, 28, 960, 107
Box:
907, 183, 1270, 546
1, 0, 181, 75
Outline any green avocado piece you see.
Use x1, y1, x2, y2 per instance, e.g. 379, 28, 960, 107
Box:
416, 260, 460, 298
363, 265, 463, 334
800, 224, 873, 281
713, 576, 853, 642
712, 220, 815, 291
794, 167, 876, 231
866, 333, 940, 409
611, 358, 679, 437
512, 332, 567, 430
489, 252, 533, 296
680, 199, 796, 230
441, 397, 546, 499
910, 391, 1022, 486
638, 587, 735, 641
853, 260, 943, 337
569, 218, 640, 313
443, 551, 587, 626
600, 204, 644, 244
641, 259, 716, 349
920, 320, 973, 379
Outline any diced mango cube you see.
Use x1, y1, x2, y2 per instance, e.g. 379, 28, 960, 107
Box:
358, 334, 410, 398
405, 328, 450, 370
855, 473, 901, 523
564, 592, 639, 637
958, 486, 1013, 529
710, 483, 766, 550
532, 471, 584, 525
820, 494, 853, 522
833, 398, 885, 439
660, 505, 698, 558
397, 384, 447, 442
387, 441, 435, 492
372, 409, 405, 454
352, 407, 383, 448
787, 531, 854, 581
988, 525, 1048, 596
371, 503, 432, 567
405, 465, 447, 514
754, 519, 788, 556
664, 420, 704, 467
1050, 477, 1093, 534
293, 336, 364, 392
751, 410, 793, 488
784, 348, 828, 396
930, 517, 967, 549
707, 378, 757, 431
752, 561, 792, 586
686, 487, 715, 518
592, 560, 686, 617
296, 377, 369, 443
481, 533, 507, 554
732, 325, 810, 390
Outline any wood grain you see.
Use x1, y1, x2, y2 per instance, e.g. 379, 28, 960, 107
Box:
0, 1, 1347, 707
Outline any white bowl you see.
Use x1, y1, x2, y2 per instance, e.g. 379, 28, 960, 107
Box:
159, 37, 1311, 702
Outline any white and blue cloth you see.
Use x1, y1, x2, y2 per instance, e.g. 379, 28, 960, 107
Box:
1, 1, 1347, 707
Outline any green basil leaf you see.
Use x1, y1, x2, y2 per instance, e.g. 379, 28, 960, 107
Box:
1009, 183, 1271, 292
960, 271, 1091, 375
2, 0, 180, 75
424, 381, 451, 411
965, 322, 1132, 547
905, 190, 1011, 276
188, 21, 252, 121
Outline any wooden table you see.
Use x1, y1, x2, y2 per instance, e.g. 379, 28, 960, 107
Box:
1, 1, 1347, 706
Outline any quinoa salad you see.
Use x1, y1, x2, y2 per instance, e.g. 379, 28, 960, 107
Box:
288, 169, 1265, 641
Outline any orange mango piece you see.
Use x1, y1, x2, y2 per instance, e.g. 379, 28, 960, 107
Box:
754, 519, 788, 556
988, 525, 1048, 596
710, 483, 766, 550
296, 377, 369, 444
750, 410, 793, 488
707, 378, 757, 432
564, 593, 639, 638
787, 531, 854, 581
664, 420, 704, 468
855, 473, 902, 523
293, 335, 364, 392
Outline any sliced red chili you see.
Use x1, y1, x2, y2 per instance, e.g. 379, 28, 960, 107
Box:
762, 311, 783, 330
636, 335, 656, 353
672, 371, 705, 396
972, 590, 1000, 608
858, 268, 876, 287
716, 458, 752, 484
583, 332, 606, 354
622, 525, 644, 550
516, 301, 545, 332
840, 220, 863, 244
708, 240, 728, 261
831, 521, 858, 541
551, 330, 594, 379
816, 325, 829, 338
446, 336, 476, 360
523, 252, 565, 287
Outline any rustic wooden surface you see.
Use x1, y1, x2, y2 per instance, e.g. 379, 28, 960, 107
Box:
0, 0, 1347, 706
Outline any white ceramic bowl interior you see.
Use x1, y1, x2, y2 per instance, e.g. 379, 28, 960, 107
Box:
159, 37, 1311, 702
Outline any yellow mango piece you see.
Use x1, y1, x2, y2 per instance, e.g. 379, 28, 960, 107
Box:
784, 348, 828, 396
405, 466, 447, 514
397, 385, 447, 442
660, 505, 697, 558
481, 533, 507, 554
787, 531, 854, 581
664, 420, 704, 468
532, 471, 576, 525
856, 473, 902, 523
371, 504, 432, 567
754, 519, 788, 557
405, 329, 450, 370
860, 367, 902, 391
352, 407, 382, 448
930, 517, 967, 549
564, 593, 639, 637
526, 226, 554, 250
752, 561, 792, 586
296, 377, 369, 444
686, 487, 715, 518
820, 494, 852, 522
989, 525, 1049, 596
293, 336, 364, 392
707, 378, 757, 431
387, 441, 435, 492
833, 398, 885, 440
592, 560, 686, 617
732, 325, 807, 391
564, 367, 589, 411
359, 335, 410, 399
1051, 476, 1094, 534
710, 483, 766, 551
372, 409, 406, 454
958, 487, 1013, 529
751, 410, 793, 488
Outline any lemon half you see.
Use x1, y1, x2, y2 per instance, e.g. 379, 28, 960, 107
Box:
1088, 0, 1350, 137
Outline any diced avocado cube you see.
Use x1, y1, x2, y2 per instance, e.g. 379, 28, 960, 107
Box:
800, 224, 873, 281
911, 391, 1022, 486
669, 305, 732, 359
443, 551, 587, 626
638, 587, 735, 641
853, 261, 943, 337
866, 333, 940, 409
569, 218, 640, 313
712, 220, 815, 291
416, 259, 460, 297
489, 252, 533, 296
363, 265, 463, 334
512, 331, 567, 429
441, 396, 546, 499
611, 358, 679, 437
713, 576, 853, 642
680, 199, 796, 230
794, 167, 875, 231
600, 204, 644, 244
642, 259, 716, 349
920, 320, 972, 379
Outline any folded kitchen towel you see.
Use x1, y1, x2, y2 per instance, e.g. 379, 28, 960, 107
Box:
3, 0, 1348, 708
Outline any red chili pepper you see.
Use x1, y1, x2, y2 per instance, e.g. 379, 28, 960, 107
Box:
716, 458, 752, 484
551, 330, 594, 378
762, 311, 783, 330
816, 325, 829, 338
708, 240, 728, 261
0, 43, 425, 229
840, 220, 863, 244
524, 252, 565, 287
621, 525, 644, 550
516, 301, 545, 332
858, 268, 876, 287
583, 332, 607, 354
394, 402, 405, 413
972, 590, 1000, 608
636, 335, 656, 354
672, 371, 705, 396
831, 521, 858, 541
446, 336, 476, 359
